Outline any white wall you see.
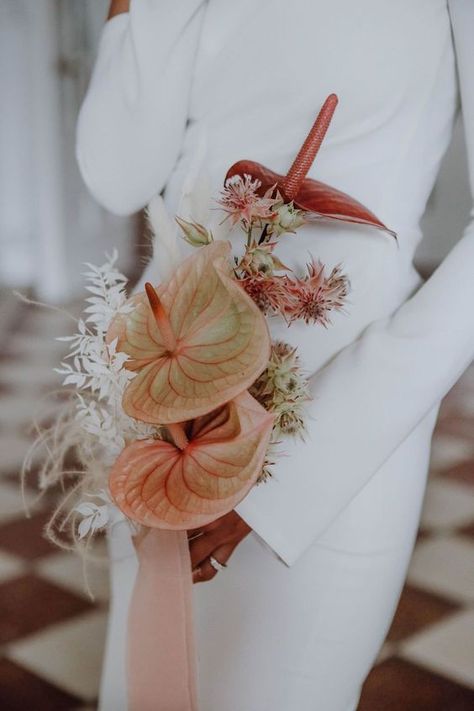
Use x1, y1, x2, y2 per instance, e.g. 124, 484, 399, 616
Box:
0, 1, 36, 286
0, 0, 134, 302
57, 0, 135, 297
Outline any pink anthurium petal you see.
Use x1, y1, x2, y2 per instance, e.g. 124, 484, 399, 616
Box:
107, 241, 272, 424
108, 391, 275, 529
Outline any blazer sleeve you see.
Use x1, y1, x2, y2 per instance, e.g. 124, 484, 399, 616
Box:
235, 0, 474, 566
75, 0, 207, 216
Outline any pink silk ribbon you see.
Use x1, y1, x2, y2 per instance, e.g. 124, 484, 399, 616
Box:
127, 528, 198, 711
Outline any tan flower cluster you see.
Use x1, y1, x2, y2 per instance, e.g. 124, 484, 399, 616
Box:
250, 340, 311, 444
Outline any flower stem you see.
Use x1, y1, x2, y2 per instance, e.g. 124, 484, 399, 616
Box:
258, 224, 269, 245
246, 225, 253, 248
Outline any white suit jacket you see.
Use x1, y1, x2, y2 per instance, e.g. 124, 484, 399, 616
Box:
76, 0, 474, 566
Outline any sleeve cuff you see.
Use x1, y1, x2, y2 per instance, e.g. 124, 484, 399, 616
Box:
234, 492, 297, 567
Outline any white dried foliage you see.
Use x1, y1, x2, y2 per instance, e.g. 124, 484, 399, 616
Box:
55, 251, 154, 467
22, 252, 152, 581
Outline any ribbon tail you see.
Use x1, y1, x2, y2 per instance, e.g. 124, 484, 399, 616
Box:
127, 528, 198, 711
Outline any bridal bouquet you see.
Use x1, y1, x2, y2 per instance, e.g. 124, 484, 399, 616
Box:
24, 95, 394, 710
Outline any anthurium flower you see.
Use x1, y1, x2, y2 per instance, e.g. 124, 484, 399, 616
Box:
108, 391, 274, 529
107, 241, 271, 424
225, 94, 396, 239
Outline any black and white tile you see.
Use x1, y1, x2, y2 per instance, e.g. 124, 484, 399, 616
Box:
0, 294, 473, 709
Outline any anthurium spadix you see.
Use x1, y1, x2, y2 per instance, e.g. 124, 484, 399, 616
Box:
108, 391, 274, 529
225, 94, 397, 239
107, 241, 272, 424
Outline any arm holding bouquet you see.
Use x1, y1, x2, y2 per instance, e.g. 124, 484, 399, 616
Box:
235, 0, 474, 565
75, 1, 474, 574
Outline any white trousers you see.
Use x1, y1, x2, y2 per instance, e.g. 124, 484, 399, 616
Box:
99, 404, 439, 711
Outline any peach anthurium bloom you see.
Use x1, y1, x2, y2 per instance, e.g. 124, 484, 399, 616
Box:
225, 94, 397, 239
108, 391, 275, 529
107, 241, 271, 424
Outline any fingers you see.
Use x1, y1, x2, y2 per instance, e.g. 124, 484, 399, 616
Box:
192, 541, 236, 584
188, 510, 253, 583
187, 529, 203, 542
187, 517, 231, 568
186, 518, 221, 540
189, 530, 218, 571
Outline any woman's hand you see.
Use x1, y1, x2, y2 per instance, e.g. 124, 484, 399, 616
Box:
188, 511, 252, 583
108, 0, 130, 19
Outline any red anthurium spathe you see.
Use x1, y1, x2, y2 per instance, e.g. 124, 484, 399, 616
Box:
107, 241, 271, 424
225, 94, 396, 239
108, 391, 274, 529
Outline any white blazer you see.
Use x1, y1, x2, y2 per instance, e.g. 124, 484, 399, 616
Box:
76, 0, 474, 567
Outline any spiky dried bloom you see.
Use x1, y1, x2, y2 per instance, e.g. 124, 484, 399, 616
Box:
236, 243, 293, 317
217, 174, 280, 228
237, 259, 349, 327
283, 258, 349, 326
239, 274, 290, 315
250, 340, 311, 441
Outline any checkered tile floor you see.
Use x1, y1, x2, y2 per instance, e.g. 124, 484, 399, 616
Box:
0, 295, 473, 710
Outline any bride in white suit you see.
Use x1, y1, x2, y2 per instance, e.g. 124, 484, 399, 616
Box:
76, 1, 474, 709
